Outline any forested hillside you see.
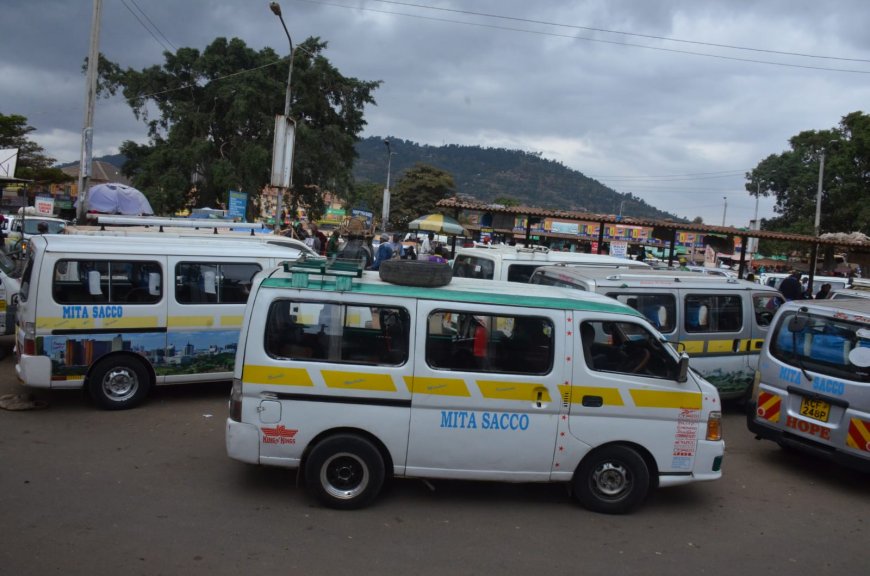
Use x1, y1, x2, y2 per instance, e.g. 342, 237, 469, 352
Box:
353, 136, 682, 220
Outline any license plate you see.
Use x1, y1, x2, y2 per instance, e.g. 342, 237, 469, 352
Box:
800, 397, 831, 423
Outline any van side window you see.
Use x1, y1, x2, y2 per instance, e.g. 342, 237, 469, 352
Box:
175, 262, 261, 304
452, 255, 494, 280
581, 320, 678, 379
53, 259, 162, 304
426, 311, 553, 374
530, 273, 585, 290
506, 264, 540, 283
684, 294, 743, 333
606, 293, 676, 333
753, 294, 783, 327
265, 300, 409, 366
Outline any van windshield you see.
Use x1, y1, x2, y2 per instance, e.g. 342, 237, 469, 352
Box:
770, 311, 870, 383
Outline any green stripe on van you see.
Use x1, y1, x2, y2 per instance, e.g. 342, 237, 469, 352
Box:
259, 277, 642, 316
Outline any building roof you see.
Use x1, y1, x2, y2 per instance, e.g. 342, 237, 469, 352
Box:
60, 161, 131, 186
436, 197, 870, 251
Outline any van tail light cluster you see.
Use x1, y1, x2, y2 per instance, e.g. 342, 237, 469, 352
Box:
229, 378, 243, 422
22, 322, 36, 356
706, 411, 722, 442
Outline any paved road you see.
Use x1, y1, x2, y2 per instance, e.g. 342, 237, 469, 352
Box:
1, 335, 867, 575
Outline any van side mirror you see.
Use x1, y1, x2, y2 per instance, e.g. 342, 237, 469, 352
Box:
677, 353, 690, 383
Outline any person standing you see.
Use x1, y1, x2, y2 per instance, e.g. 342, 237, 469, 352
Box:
310, 222, 328, 256
815, 283, 832, 299
390, 233, 403, 259
326, 229, 341, 258
371, 234, 394, 270
779, 271, 803, 301
418, 232, 433, 260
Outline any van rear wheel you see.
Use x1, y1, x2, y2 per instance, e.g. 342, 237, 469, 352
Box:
88, 356, 152, 410
304, 434, 385, 510
573, 445, 650, 514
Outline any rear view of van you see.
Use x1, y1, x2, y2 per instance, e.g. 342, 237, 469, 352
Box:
748, 299, 870, 471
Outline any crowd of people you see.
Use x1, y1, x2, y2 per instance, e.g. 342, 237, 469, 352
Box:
281, 218, 449, 272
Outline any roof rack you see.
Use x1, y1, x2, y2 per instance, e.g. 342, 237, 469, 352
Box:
94, 215, 266, 233
283, 255, 364, 290
604, 272, 740, 284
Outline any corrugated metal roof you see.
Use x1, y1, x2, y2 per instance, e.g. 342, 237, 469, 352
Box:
436, 197, 870, 250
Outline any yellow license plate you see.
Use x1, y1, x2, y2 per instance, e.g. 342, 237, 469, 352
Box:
799, 397, 830, 423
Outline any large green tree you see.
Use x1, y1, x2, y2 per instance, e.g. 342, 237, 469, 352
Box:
388, 163, 456, 230
97, 37, 380, 217
747, 111, 870, 237
0, 113, 71, 183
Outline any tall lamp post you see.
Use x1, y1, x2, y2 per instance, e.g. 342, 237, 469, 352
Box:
808, 143, 833, 295
721, 196, 727, 226
269, 2, 295, 233
381, 139, 394, 235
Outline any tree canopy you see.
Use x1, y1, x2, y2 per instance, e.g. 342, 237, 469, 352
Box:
97, 37, 380, 218
388, 163, 456, 230
0, 113, 71, 183
747, 111, 870, 236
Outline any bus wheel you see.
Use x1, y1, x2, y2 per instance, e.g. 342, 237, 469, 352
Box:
304, 434, 385, 510
573, 445, 650, 514
88, 356, 152, 410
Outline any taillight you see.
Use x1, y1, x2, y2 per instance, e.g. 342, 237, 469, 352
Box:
706, 411, 722, 441
22, 321, 36, 356
229, 378, 243, 421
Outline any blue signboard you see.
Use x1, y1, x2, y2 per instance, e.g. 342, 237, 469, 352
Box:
228, 190, 247, 221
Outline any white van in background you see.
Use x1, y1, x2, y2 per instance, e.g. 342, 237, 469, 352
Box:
15, 234, 303, 410
529, 266, 784, 400
0, 250, 21, 335
452, 245, 648, 283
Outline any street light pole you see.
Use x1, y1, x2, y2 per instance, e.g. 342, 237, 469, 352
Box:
381, 139, 394, 235
721, 196, 727, 226
76, 0, 103, 222
269, 2, 295, 233
814, 149, 826, 238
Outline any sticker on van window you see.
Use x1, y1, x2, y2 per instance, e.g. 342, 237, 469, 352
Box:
671, 408, 699, 469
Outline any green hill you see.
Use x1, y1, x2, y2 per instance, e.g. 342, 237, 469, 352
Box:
352, 136, 683, 221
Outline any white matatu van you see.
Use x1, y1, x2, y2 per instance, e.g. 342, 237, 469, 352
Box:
0, 250, 21, 335
451, 245, 648, 283
529, 267, 785, 400
226, 258, 724, 514
748, 298, 870, 472
15, 235, 303, 409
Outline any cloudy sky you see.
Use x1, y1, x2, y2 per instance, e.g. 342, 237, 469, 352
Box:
4, 0, 870, 225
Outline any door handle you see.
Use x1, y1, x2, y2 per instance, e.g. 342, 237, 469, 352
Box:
732, 338, 742, 353
535, 389, 543, 408
582, 395, 603, 408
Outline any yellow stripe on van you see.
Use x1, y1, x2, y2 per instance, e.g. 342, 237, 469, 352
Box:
38, 317, 96, 330
168, 315, 214, 328
706, 339, 734, 354
220, 315, 244, 327
477, 380, 551, 402
563, 386, 625, 406
404, 376, 470, 396
244, 365, 313, 387
681, 340, 705, 355
630, 389, 702, 410
102, 316, 160, 329
321, 370, 396, 392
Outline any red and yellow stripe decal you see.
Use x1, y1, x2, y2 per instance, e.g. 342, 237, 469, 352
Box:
846, 418, 870, 452
755, 391, 781, 423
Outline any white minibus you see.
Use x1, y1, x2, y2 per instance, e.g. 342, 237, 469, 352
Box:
226, 258, 724, 514
15, 235, 302, 409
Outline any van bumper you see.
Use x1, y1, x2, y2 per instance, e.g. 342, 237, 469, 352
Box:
226, 418, 261, 464
15, 354, 54, 389
747, 402, 870, 474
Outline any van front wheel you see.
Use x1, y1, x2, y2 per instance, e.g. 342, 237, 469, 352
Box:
88, 356, 152, 410
304, 434, 385, 510
573, 445, 650, 514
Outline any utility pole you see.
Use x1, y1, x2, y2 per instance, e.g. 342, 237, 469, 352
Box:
269, 2, 296, 234
76, 0, 102, 222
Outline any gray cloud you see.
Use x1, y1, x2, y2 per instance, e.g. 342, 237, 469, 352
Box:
3, 0, 868, 226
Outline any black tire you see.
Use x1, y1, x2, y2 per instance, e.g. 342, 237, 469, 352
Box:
87, 355, 152, 410
304, 434, 385, 510
378, 259, 452, 287
573, 445, 650, 514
